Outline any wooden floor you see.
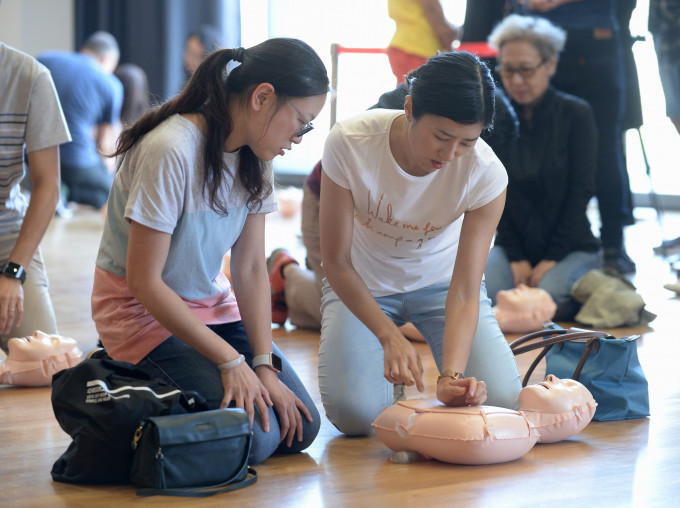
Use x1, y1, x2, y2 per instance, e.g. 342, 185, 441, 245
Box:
2, 202, 680, 508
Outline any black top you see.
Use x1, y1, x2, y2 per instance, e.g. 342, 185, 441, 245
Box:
461, 0, 510, 42
494, 87, 600, 265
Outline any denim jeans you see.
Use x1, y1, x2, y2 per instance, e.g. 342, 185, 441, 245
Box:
318, 282, 522, 436
484, 246, 602, 321
133, 322, 320, 464
61, 158, 113, 209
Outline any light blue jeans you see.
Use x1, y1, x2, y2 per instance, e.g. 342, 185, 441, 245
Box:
484, 246, 602, 321
318, 281, 522, 436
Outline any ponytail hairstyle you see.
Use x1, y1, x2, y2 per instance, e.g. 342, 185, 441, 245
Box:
405, 51, 496, 132
113, 38, 329, 215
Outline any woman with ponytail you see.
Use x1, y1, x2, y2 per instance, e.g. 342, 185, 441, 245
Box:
91, 38, 329, 463
318, 51, 522, 436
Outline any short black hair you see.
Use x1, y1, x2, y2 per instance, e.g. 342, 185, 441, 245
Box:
406, 51, 496, 130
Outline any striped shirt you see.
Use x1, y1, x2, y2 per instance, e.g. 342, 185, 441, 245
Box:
0, 43, 70, 234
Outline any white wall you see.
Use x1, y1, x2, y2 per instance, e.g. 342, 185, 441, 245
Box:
0, 0, 74, 56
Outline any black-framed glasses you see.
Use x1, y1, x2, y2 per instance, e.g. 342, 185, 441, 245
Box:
495, 59, 547, 79
288, 101, 314, 137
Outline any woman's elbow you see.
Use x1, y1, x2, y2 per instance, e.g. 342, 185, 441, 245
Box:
126, 272, 152, 302
320, 255, 351, 285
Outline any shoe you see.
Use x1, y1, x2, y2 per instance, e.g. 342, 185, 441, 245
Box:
54, 199, 74, 219
653, 236, 680, 256
271, 293, 288, 326
664, 282, 680, 294
266, 249, 299, 325
603, 247, 636, 276
267, 248, 298, 293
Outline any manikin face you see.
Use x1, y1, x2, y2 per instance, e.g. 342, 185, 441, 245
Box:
7, 330, 78, 362
247, 92, 327, 162
496, 283, 552, 313
401, 95, 483, 177
497, 39, 556, 108
520, 374, 594, 414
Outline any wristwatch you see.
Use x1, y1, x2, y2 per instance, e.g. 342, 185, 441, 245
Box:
252, 353, 282, 374
437, 370, 464, 384
2, 261, 26, 284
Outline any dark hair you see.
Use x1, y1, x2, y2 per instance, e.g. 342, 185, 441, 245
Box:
405, 51, 496, 131
187, 25, 224, 53
114, 63, 150, 125
113, 38, 329, 215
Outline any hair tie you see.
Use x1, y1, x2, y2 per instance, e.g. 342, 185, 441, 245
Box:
232, 47, 245, 63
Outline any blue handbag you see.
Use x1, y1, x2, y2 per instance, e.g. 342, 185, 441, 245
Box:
510, 322, 649, 422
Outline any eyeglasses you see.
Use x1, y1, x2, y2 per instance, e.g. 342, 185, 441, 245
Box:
288, 101, 314, 137
495, 59, 547, 80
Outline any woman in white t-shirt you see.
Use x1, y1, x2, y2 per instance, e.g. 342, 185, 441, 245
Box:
93, 39, 329, 463
319, 51, 522, 436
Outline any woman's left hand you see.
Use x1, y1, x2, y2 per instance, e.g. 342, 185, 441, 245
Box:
0, 277, 23, 335
436, 376, 487, 407
257, 369, 313, 446
530, 260, 556, 287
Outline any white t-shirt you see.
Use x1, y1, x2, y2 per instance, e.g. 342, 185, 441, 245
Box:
322, 109, 507, 297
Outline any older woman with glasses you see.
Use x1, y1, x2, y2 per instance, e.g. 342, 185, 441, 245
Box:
483, 14, 602, 322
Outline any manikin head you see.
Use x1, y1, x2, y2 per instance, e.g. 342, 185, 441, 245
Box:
493, 283, 557, 333
520, 374, 594, 414
0, 331, 82, 386
6, 330, 78, 361
519, 375, 597, 443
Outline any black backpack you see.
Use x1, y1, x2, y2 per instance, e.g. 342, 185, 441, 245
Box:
51, 358, 209, 484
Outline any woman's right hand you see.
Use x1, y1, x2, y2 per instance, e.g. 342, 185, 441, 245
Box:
381, 331, 424, 393
436, 376, 487, 407
219, 363, 273, 431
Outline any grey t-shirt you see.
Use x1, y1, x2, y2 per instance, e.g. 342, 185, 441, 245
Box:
0, 42, 71, 234
96, 114, 278, 300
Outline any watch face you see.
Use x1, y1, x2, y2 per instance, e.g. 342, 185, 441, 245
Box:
3, 261, 26, 283
271, 353, 283, 373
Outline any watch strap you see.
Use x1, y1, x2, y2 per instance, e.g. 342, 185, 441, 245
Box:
2, 261, 26, 284
252, 353, 282, 373
437, 370, 464, 383
252, 354, 272, 369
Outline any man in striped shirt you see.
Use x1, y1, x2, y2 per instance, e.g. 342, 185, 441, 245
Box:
0, 41, 71, 353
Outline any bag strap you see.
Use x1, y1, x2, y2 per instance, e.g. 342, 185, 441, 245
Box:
509, 324, 613, 387
136, 467, 257, 498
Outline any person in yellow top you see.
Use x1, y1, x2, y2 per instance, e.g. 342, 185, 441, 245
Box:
387, 0, 460, 84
